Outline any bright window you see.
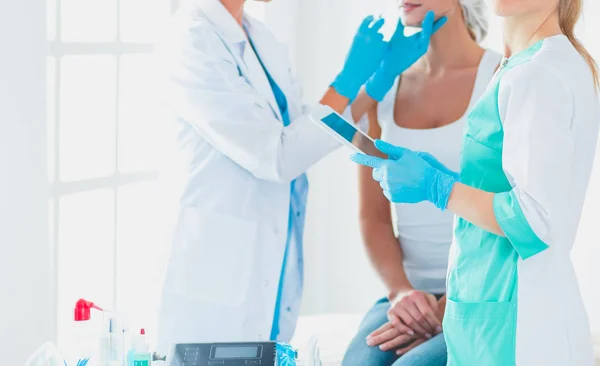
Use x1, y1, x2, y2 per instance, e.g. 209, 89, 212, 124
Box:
47, 0, 174, 349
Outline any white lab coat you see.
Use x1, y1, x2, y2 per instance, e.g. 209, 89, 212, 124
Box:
445, 36, 598, 365
154, 0, 341, 353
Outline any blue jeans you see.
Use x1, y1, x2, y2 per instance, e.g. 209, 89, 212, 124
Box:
342, 298, 447, 366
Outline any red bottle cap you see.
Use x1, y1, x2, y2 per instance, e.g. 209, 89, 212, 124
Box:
74, 299, 103, 321
140, 328, 146, 335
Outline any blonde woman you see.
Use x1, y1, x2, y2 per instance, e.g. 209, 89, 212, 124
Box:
353, 0, 599, 364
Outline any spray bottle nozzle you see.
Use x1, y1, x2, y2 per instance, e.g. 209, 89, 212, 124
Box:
74, 299, 103, 321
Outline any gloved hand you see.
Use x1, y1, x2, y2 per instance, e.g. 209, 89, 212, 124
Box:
365, 11, 447, 101
331, 15, 388, 102
417, 151, 459, 180
350, 140, 458, 210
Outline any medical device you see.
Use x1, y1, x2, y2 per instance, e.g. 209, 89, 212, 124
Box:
167, 342, 296, 366
309, 105, 377, 155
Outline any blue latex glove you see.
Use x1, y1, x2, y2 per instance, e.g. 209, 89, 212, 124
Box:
350, 140, 458, 210
417, 151, 460, 180
365, 11, 447, 101
276, 343, 297, 366
331, 15, 388, 102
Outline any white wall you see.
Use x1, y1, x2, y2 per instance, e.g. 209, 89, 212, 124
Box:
0, 0, 54, 364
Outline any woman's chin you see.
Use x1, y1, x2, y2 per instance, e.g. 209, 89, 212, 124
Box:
402, 10, 429, 27
402, 17, 424, 28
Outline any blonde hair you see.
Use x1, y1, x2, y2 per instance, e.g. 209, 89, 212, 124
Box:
558, 0, 599, 89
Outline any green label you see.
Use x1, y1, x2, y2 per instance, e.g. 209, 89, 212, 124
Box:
133, 361, 149, 366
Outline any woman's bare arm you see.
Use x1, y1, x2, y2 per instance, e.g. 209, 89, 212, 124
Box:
358, 103, 412, 296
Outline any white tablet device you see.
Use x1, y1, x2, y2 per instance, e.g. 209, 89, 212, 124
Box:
309, 105, 377, 155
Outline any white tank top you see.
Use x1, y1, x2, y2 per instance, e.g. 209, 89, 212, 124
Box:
378, 50, 502, 294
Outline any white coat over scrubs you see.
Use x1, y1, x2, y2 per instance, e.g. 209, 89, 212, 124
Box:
154, 0, 342, 352
444, 35, 599, 365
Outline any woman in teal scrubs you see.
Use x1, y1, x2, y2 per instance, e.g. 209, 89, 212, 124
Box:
352, 0, 600, 364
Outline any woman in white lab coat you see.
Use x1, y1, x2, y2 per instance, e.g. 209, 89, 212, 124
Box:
352, 0, 600, 364
153, 0, 411, 353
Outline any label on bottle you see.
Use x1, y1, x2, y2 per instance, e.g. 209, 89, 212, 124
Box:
133, 361, 149, 366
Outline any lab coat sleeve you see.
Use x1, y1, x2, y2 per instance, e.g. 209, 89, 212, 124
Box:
493, 64, 575, 260
161, 25, 340, 183
291, 70, 368, 133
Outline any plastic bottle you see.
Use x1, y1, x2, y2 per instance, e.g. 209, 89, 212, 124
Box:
305, 336, 321, 366
131, 329, 152, 366
68, 299, 103, 366
100, 311, 127, 366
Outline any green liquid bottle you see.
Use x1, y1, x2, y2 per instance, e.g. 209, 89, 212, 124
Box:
133, 356, 151, 366
132, 329, 152, 366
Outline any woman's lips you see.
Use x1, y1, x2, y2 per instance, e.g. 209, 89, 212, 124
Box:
403, 3, 422, 13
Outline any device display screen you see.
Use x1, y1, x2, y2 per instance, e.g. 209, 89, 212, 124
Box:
212, 345, 261, 359
320, 112, 377, 155
321, 113, 359, 143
